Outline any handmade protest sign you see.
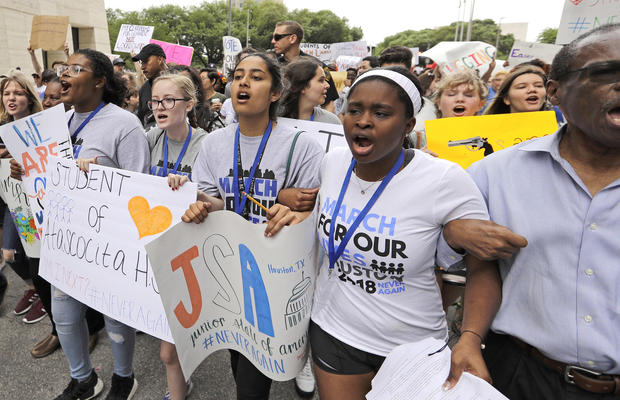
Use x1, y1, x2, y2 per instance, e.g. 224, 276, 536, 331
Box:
0, 104, 72, 235
149, 39, 194, 66
114, 24, 154, 53
423, 41, 496, 75
300, 43, 332, 63
425, 111, 558, 169
145, 210, 317, 381
556, 0, 620, 44
335, 56, 362, 73
0, 160, 40, 258
29, 15, 69, 51
223, 36, 243, 75
38, 156, 197, 341
300, 40, 368, 63
277, 118, 347, 154
508, 41, 562, 65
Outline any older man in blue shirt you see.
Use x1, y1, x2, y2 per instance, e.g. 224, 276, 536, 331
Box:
443, 23, 620, 399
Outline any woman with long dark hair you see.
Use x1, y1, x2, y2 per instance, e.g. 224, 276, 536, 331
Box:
50, 48, 149, 400
280, 57, 341, 124
179, 52, 324, 400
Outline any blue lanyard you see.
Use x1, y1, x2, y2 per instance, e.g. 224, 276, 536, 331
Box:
68, 102, 105, 140
162, 125, 192, 176
328, 149, 404, 271
309, 112, 315, 121
232, 121, 273, 216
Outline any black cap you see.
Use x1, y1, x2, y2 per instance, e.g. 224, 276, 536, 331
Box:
131, 44, 166, 62
113, 58, 126, 65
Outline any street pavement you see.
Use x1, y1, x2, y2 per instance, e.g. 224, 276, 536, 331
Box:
0, 266, 318, 400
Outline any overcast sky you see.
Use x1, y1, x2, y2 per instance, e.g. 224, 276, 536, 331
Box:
104, 0, 566, 46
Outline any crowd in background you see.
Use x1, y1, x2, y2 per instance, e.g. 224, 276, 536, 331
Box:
0, 17, 619, 400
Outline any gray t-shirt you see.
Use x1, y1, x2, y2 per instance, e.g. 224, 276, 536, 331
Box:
192, 120, 323, 223
146, 126, 208, 179
69, 103, 150, 174
312, 106, 342, 125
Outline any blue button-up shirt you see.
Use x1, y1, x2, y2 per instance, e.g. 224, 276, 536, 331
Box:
467, 127, 620, 374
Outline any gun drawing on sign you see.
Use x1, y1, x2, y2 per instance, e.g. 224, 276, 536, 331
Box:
448, 136, 494, 156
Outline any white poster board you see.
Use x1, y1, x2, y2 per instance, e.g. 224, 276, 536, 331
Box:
0, 104, 73, 236
300, 40, 368, 64
38, 156, 197, 341
114, 24, 155, 53
335, 55, 362, 72
223, 36, 243, 76
422, 41, 496, 75
508, 40, 562, 65
556, 0, 620, 44
145, 210, 317, 381
0, 160, 41, 258
277, 118, 347, 154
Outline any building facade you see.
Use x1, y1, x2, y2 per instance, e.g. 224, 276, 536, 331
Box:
0, 0, 111, 75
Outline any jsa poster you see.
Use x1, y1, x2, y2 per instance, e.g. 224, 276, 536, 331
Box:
145, 211, 317, 381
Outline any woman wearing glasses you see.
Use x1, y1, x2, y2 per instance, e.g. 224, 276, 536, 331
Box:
52, 49, 150, 400
146, 73, 207, 400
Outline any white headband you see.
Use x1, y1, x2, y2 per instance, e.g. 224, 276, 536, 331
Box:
351, 69, 422, 116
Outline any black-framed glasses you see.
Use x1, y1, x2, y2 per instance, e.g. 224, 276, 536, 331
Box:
147, 98, 188, 110
561, 60, 620, 84
56, 64, 91, 77
272, 33, 293, 41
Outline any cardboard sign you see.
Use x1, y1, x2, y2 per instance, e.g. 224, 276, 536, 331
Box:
223, 36, 243, 75
277, 118, 348, 154
38, 156, 197, 341
422, 41, 496, 75
148, 39, 194, 66
556, 0, 620, 44
145, 210, 317, 381
425, 111, 558, 169
0, 104, 73, 236
29, 15, 69, 51
508, 41, 562, 65
114, 24, 154, 53
0, 160, 41, 258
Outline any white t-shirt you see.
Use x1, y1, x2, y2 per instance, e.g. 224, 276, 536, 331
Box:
311, 147, 488, 356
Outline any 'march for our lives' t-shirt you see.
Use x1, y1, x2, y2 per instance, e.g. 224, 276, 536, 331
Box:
191, 120, 324, 223
311, 147, 489, 356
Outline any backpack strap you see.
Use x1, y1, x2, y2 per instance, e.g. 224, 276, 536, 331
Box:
284, 130, 304, 187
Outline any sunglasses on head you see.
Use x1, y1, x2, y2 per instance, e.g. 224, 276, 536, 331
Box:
272, 33, 293, 41
561, 60, 620, 84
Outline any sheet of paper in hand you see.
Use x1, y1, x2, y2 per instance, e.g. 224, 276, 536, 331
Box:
38, 156, 197, 341
0, 160, 41, 258
0, 104, 73, 236
367, 337, 508, 400
145, 210, 317, 381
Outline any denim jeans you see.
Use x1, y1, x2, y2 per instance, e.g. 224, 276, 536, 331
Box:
52, 286, 135, 381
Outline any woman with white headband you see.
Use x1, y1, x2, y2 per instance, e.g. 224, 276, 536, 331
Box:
309, 67, 490, 399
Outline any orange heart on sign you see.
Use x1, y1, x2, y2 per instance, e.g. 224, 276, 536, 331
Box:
128, 196, 173, 239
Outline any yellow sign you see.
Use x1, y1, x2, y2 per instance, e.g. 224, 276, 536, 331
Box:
425, 111, 558, 169
29, 15, 69, 51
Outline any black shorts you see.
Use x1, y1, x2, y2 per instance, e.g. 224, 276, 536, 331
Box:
310, 320, 385, 375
